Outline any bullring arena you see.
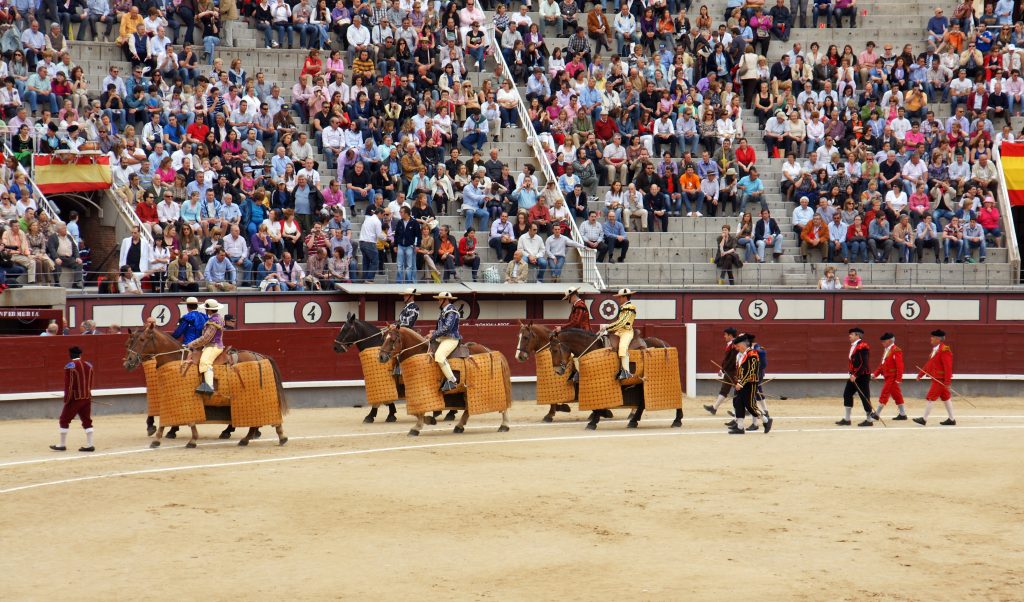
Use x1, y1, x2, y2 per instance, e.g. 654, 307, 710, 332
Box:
3, 398, 1024, 600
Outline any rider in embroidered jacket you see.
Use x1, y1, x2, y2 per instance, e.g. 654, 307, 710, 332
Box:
397, 287, 420, 328
188, 299, 226, 394
727, 334, 763, 434
172, 296, 208, 344
430, 292, 462, 391
555, 287, 592, 382
600, 288, 637, 380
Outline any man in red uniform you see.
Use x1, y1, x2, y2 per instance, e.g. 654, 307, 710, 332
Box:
871, 332, 907, 420
838, 327, 874, 426
704, 326, 738, 415
50, 346, 96, 452
914, 329, 956, 426
555, 287, 591, 383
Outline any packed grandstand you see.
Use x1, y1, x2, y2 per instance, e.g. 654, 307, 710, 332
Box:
0, 0, 1019, 292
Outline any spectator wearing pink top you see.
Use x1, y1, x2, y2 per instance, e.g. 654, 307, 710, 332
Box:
977, 197, 1003, 246
907, 184, 931, 224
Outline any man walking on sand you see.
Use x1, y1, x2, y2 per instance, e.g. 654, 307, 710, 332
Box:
50, 346, 96, 452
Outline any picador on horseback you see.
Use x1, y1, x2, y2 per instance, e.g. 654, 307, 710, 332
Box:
599, 288, 637, 380
430, 291, 462, 392
397, 287, 420, 328
188, 299, 226, 395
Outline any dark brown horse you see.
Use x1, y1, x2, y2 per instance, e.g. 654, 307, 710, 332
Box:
515, 322, 572, 422
379, 326, 510, 435
124, 321, 289, 448
333, 313, 399, 423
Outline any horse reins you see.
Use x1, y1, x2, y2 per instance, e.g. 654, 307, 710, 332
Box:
337, 327, 387, 351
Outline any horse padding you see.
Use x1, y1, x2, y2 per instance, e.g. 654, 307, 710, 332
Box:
359, 346, 400, 405
142, 359, 164, 416
463, 351, 512, 415
535, 348, 577, 405
641, 347, 683, 411
228, 359, 283, 427
578, 348, 624, 410
402, 353, 448, 415
155, 361, 206, 425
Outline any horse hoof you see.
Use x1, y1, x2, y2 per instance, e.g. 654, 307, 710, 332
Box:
542, 414, 553, 423
385, 415, 397, 423
408, 429, 420, 437
585, 422, 598, 431
185, 441, 197, 449
443, 411, 458, 422
626, 420, 639, 429
363, 416, 375, 424
166, 431, 177, 439
425, 416, 437, 425
253, 429, 262, 439
146, 426, 156, 437
453, 425, 465, 434
279, 437, 288, 446
671, 420, 682, 428
149, 441, 160, 448
497, 425, 510, 433
238, 439, 249, 447
218, 431, 231, 439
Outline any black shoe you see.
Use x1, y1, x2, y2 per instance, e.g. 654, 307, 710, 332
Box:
195, 382, 214, 395
939, 418, 957, 426
616, 368, 633, 380
869, 411, 880, 421
835, 419, 851, 426
892, 414, 908, 421
745, 423, 759, 432
49, 445, 66, 451
763, 417, 773, 434
857, 420, 873, 427
703, 404, 717, 415
724, 420, 737, 428
78, 446, 95, 452
913, 417, 926, 426
727, 427, 745, 434
440, 379, 458, 392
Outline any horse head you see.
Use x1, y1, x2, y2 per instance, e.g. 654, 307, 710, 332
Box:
515, 322, 533, 362
378, 324, 400, 363
549, 331, 570, 376
123, 321, 155, 371
334, 312, 357, 353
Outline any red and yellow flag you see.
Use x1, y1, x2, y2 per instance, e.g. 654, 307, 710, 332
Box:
999, 142, 1024, 207
34, 154, 111, 195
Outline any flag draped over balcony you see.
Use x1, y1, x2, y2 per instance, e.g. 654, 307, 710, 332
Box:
34, 154, 112, 195
999, 142, 1024, 207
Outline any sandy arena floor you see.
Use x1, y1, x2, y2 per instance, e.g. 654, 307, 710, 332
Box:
1, 397, 1023, 601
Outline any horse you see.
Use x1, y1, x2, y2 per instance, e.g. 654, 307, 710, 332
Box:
123, 321, 289, 448
548, 329, 680, 429
379, 325, 511, 436
333, 312, 399, 424
514, 322, 573, 422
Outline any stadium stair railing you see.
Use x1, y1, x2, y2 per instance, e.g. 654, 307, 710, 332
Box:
993, 141, 1021, 284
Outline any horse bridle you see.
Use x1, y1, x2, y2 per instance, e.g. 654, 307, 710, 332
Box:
124, 330, 186, 369
379, 328, 428, 362
336, 324, 386, 352
517, 327, 552, 358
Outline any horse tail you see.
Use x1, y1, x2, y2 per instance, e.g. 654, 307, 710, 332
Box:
267, 356, 290, 417
499, 353, 512, 408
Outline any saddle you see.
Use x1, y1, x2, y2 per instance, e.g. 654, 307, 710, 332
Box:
427, 340, 475, 359
603, 334, 647, 351
180, 347, 240, 374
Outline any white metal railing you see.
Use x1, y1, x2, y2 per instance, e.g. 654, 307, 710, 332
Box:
992, 141, 1021, 283
486, 31, 605, 289
108, 186, 155, 245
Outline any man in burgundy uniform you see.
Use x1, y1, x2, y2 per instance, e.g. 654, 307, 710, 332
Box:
554, 287, 591, 383
837, 327, 874, 426
914, 329, 956, 426
871, 332, 907, 420
50, 346, 96, 452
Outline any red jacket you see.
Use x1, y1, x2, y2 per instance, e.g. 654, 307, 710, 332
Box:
872, 344, 903, 382
966, 91, 988, 112
918, 344, 953, 384
594, 117, 619, 141
563, 298, 591, 331
64, 358, 94, 403
135, 201, 158, 224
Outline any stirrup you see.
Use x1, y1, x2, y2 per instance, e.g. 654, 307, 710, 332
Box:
440, 379, 458, 392
195, 382, 215, 395
616, 368, 633, 381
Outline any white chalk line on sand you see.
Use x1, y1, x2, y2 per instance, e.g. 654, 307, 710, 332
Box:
3, 424, 1024, 496
4, 413, 1024, 470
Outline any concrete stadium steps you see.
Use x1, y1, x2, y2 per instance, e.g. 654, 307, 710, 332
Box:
597, 258, 1012, 287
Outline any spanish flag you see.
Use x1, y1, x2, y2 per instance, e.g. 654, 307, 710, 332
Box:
34, 154, 112, 195
999, 142, 1024, 207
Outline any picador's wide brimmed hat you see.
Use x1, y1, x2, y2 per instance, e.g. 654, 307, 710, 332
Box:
184, 296, 200, 305
614, 288, 635, 297
433, 291, 456, 300
562, 286, 580, 300
204, 299, 223, 312
402, 287, 417, 296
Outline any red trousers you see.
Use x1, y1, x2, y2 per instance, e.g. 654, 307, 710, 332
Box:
926, 381, 951, 402
878, 379, 904, 405
59, 399, 92, 429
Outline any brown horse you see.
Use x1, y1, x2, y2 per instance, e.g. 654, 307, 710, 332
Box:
514, 322, 573, 422
124, 321, 289, 448
333, 313, 399, 423
379, 325, 511, 436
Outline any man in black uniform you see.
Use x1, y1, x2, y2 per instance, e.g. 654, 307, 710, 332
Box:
838, 326, 874, 426
726, 334, 763, 435
704, 327, 738, 415
396, 287, 420, 328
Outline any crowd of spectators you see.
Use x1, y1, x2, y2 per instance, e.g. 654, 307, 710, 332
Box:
0, 0, 1017, 292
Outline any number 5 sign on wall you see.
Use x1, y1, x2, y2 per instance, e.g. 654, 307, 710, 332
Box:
746, 299, 771, 321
